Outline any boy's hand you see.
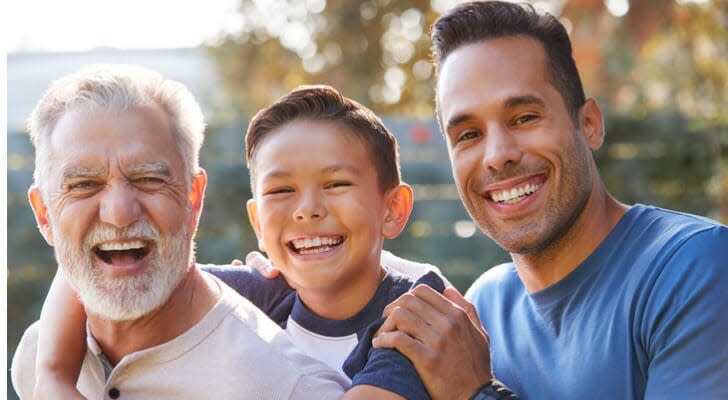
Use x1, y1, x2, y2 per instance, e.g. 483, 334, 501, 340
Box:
373, 286, 492, 400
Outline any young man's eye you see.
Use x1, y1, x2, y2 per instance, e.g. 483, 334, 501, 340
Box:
513, 114, 538, 125
457, 130, 480, 143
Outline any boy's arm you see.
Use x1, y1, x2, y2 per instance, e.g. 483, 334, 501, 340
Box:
342, 385, 406, 400
34, 270, 88, 400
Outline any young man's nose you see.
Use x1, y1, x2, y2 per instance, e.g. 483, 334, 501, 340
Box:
99, 182, 143, 228
293, 191, 327, 221
482, 125, 523, 172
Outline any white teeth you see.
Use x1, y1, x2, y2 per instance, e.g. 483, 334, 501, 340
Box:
490, 183, 541, 203
292, 236, 342, 250
97, 240, 146, 251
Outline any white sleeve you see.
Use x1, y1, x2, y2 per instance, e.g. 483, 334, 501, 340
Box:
381, 250, 453, 287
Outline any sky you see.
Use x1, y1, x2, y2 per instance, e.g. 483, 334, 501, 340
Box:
6, 0, 242, 52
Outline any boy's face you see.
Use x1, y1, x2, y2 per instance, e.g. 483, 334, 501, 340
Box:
247, 119, 410, 298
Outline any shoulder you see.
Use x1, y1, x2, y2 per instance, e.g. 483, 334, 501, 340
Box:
11, 321, 40, 400
465, 262, 519, 302
210, 284, 348, 397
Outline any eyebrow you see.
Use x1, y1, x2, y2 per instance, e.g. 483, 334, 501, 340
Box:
127, 162, 172, 177
444, 95, 547, 134
260, 163, 362, 181
62, 166, 106, 182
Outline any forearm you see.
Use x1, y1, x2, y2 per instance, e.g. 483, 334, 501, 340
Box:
35, 269, 88, 399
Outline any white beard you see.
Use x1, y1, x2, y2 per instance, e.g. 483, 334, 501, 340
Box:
53, 220, 192, 321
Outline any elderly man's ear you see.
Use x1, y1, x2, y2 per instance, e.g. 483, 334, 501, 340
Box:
187, 169, 208, 230
28, 186, 54, 246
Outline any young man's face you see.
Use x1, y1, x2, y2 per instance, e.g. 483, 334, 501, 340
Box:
247, 120, 394, 300
437, 35, 602, 255
29, 105, 205, 320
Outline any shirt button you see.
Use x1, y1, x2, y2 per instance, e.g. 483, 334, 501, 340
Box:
108, 387, 121, 399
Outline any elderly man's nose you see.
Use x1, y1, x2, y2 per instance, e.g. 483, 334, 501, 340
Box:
99, 183, 142, 228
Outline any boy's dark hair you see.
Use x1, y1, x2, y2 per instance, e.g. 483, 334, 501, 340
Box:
246, 85, 401, 193
431, 1, 586, 122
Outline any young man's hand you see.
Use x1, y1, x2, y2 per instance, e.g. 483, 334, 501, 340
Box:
373, 286, 493, 400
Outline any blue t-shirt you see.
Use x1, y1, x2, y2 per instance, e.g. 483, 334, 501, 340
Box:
204, 265, 444, 400
466, 204, 728, 399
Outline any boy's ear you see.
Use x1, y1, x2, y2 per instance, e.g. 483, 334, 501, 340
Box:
246, 199, 266, 252
579, 98, 605, 151
382, 183, 414, 239
28, 185, 54, 246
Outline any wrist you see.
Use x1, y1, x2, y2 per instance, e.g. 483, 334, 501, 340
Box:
468, 378, 518, 400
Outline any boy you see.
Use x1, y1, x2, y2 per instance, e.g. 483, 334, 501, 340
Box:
33, 85, 446, 399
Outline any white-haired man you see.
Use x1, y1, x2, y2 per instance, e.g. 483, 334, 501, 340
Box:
11, 64, 348, 400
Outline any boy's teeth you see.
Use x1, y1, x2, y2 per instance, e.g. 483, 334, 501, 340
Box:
97, 240, 146, 251
491, 183, 540, 203
292, 235, 343, 250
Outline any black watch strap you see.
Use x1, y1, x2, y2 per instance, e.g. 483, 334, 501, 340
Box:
469, 379, 518, 400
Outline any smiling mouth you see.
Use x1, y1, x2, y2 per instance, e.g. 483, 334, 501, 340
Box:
488, 182, 543, 204
288, 235, 344, 255
93, 240, 152, 264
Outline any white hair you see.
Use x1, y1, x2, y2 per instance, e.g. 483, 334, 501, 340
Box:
28, 64, 205, 196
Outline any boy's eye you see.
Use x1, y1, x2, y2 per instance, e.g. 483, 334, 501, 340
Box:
264, 187, 294, 195
325, 181, 351, 189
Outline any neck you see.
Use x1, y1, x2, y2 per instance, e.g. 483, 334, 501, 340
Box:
297, 265, 385, 320
511, 179, 628, 293
86, 266, 220, 364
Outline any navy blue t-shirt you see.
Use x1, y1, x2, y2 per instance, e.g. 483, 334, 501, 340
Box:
203, 265, 444, 399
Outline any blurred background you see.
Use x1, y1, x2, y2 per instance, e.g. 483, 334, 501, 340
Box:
6, 0, 727, 398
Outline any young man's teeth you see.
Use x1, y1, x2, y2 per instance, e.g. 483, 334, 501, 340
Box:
97, 240, 146, 251
492, 183, 539, 203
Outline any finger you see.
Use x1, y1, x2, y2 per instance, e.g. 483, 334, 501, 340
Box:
376, 304, 437, 344
372, 330, 431, 362
443, 287, 482, 327
230, 258, 243, 266
245, 251, 280, 279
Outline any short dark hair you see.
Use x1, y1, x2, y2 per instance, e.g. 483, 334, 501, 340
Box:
246, 85, 401, 193
431, 1, 586, 122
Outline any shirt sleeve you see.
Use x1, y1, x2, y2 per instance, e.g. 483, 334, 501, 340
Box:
642, 226, 728, 399
342, 272, 446, 400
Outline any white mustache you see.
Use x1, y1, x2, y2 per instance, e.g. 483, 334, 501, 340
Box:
83, 221, 160, 250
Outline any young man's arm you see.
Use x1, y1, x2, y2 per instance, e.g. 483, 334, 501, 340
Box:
34, 270, 88, 400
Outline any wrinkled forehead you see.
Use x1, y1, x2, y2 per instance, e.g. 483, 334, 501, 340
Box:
46, 106, 185, 176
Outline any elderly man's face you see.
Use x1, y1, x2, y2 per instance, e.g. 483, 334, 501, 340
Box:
29, 105, 206, 320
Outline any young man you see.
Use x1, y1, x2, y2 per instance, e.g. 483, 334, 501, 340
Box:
30, 84, 445, 400
374, 2, 728, 399
11, 64, 348, 400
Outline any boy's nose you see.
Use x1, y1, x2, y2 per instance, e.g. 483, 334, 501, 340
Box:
293, 192, 327, 221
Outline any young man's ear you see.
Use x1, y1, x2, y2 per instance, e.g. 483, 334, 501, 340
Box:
382, 183, 414, 239
28, 185, 54, 246
579, 98, 605, 151
187, 168, 208, 231
246, 199, 266, 252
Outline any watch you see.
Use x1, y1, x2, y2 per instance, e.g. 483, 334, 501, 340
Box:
469, 379, 518, 400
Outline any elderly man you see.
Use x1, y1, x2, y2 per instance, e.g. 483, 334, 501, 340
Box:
375, 2, 728, 400
11, 64, 347, 399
